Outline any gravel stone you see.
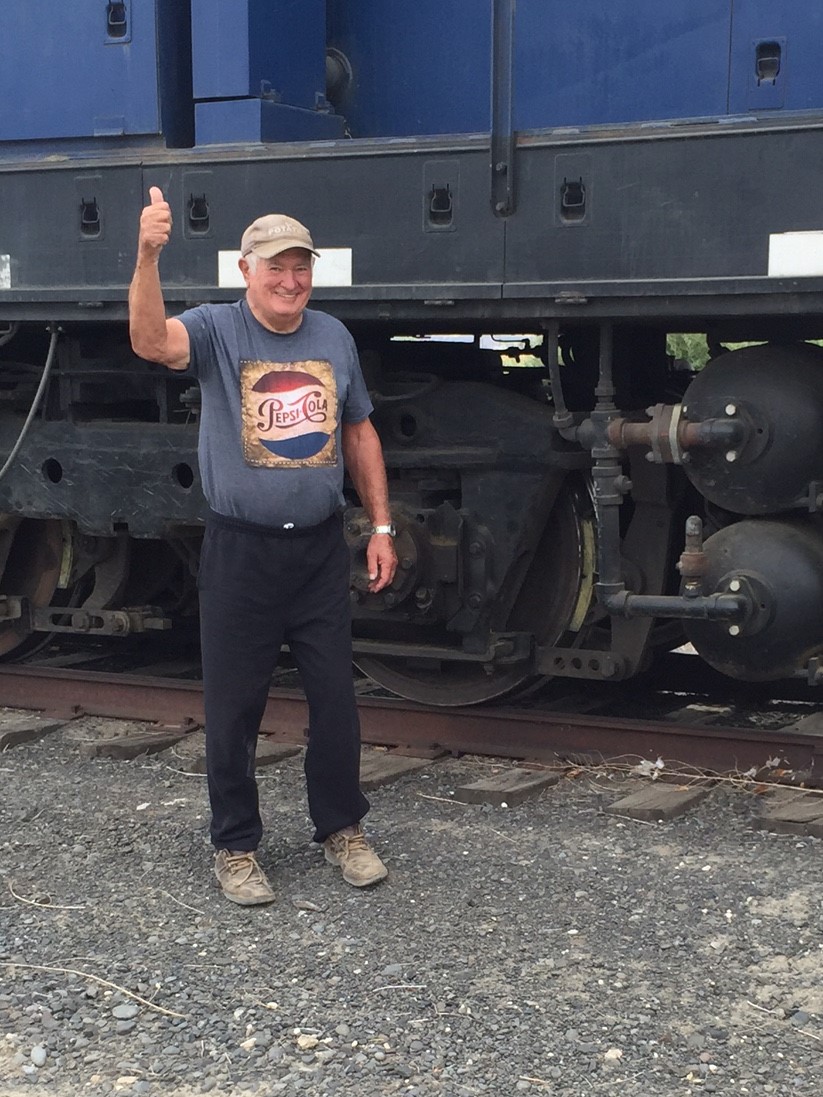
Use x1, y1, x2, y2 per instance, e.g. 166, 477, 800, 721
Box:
2, 715, 823, 1095
111, 1004, 140, 1021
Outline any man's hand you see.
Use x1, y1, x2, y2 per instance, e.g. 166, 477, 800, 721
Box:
366, 533, 398, 593
340, 418, 396, 592
138, 186, 173, 260
130, 186, 190, 369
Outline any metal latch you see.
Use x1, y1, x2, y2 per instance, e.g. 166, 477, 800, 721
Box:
106, 2, 127, 38
80, 198, 101, 238
755, 41, 781, 84
428, 185, 453, 227
560, 178, 587, 222
187, 193, 210, 234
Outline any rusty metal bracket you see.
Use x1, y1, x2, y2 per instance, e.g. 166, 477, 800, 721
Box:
352, 631, 532, 666
536, 646, 627, 680
0, 595, 24, 622
30, 604, 171, 636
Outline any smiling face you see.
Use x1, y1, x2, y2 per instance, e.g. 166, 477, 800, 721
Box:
240, 247, 314, 333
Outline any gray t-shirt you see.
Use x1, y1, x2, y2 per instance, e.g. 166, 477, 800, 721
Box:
177, 300, 373, 526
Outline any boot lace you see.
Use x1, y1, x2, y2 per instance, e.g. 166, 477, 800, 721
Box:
346, 830, 369, 854
328, 826, 369, 857
224, 851, 264, 884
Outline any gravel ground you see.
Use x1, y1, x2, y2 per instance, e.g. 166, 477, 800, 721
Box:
1, 714, 823, 1097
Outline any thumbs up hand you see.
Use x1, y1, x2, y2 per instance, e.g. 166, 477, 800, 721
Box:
138, 186, 172, 259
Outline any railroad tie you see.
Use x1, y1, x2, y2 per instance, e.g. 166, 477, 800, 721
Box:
605, 781, 712, 822
453, 768, 562, 808
754, 790, 823, 837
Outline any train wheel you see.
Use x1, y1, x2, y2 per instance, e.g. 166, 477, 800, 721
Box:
0, 517, 81, 658
354, 483, 595, 705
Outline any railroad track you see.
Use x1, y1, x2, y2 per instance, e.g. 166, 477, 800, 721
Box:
1, 648, 822, 785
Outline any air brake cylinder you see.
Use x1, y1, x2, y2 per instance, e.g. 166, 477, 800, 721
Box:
679, 343, 823, 515
683, 518, 823, 681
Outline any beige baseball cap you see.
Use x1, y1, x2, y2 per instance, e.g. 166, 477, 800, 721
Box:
240, 214, 319, 259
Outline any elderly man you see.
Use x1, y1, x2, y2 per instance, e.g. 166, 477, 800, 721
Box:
129, 189, 397, 905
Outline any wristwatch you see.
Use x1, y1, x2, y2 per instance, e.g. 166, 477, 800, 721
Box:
370, 523, 396, 537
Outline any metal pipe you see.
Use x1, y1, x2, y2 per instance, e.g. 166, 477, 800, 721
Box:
678, 514, 709, 596
545, 320, 576, 435
602, 590, 746, 620
607, 414, 748, 453
0, 321, 19, 348
490, 0, 516, 216
594, 321, 615, 405
0, 323, 58, 483
585, 329, 751, 624
589, 323, 625, 597
548, 325, 753, 626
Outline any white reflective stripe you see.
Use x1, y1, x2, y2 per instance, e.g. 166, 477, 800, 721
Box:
768, 231, 823, 277
313, 248, 352, 287
0, 255, 10, 289
217, 247, 353, 288
217, 250, 243, 288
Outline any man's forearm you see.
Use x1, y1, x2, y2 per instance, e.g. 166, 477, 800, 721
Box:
351, 450, 391, 526
343, 418, 397, 592
129, 256, 170, 362
343, 424, 391, 525
129, 187, 184, 366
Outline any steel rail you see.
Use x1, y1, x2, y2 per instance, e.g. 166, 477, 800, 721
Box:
1, 664, 822, 780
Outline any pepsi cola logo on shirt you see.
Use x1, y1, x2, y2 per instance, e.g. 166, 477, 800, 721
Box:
241, 360, 339, 467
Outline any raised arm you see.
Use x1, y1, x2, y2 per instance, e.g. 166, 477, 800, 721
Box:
128, 187, 191, 370
341, 417, 397, 593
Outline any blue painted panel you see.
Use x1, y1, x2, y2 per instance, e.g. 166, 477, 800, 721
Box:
195, 100, 345, 145
192, 0, 327, 109
328, 1, 738, 138
327, 0, 491, 138
729, 1, 823, 114
0, 0, 165, 141
514, 1, 733, 129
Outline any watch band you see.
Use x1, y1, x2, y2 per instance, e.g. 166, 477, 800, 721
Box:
371, 523, 396, 536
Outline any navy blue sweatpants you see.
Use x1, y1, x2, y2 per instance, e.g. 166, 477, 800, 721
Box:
197, 510, 369, 850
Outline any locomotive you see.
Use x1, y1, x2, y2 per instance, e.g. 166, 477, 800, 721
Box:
2, 1, 823, 704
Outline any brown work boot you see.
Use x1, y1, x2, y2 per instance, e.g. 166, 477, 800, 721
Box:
214, 849, 275, 906
323, 824, 388, 887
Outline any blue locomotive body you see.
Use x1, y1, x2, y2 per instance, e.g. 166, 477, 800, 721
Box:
1, 1, 823, 700
4, 2, 821, 143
